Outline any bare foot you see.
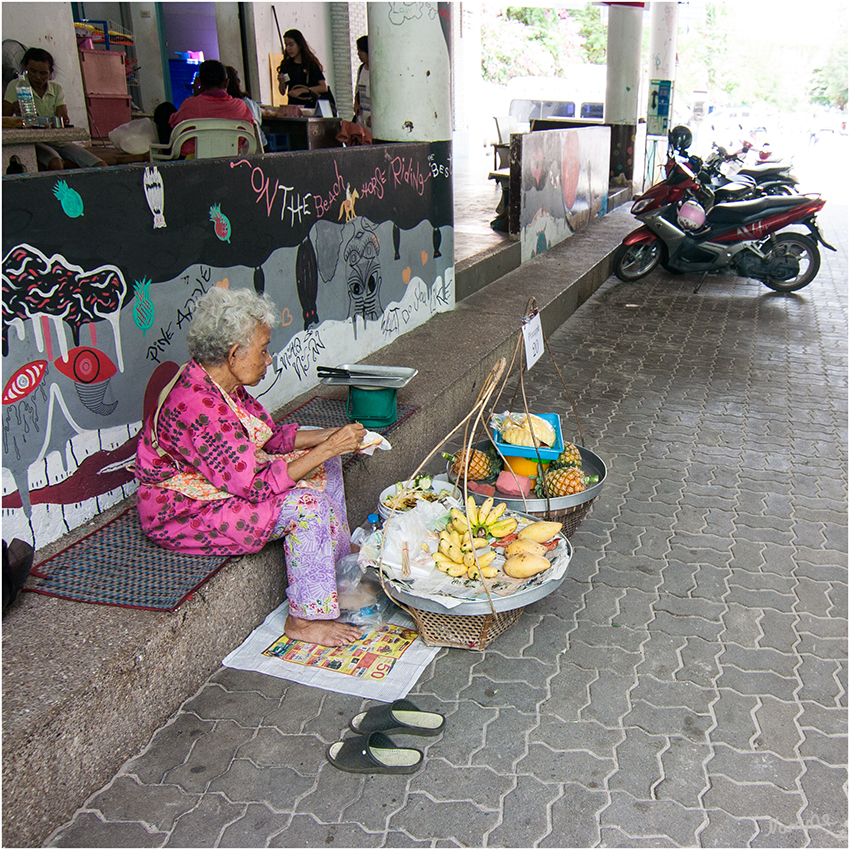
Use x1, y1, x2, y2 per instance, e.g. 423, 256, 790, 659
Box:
284, 614, 363, 647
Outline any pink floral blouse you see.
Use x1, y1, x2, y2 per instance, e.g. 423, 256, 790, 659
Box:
134, 359, 299, 555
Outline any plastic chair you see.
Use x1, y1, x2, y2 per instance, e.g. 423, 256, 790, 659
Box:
149, 118, 260, 161
492, 116, 518, 170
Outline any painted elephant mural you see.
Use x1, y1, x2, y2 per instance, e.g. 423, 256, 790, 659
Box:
2, 142, 454, 551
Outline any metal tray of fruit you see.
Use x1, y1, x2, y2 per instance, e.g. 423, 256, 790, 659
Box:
448, 443, 607, 512
380, 535, 573, 616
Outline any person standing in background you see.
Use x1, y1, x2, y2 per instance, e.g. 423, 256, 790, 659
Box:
353, 35, 371, 129
277, 29, 329, 109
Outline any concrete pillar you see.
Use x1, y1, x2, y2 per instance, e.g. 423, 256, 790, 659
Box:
605, 2, 643, 184
644, 1, 679, 186
648, 1, 678, 81
216, 3, 245, 86
367, 1, 452, 142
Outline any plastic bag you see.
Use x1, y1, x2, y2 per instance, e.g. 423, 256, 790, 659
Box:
108, 117, 158, 154
335, 553, 392, 628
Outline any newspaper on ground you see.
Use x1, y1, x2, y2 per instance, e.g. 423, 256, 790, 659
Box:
222, 601, 440, 701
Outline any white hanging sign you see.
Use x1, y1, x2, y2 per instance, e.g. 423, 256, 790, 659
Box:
522, 311, 544, 371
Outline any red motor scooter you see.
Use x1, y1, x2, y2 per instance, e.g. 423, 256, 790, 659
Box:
614, 126, 835, 292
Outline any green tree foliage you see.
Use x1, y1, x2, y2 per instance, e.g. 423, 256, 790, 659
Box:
571, 3, 607, 64
481, 4, 590, 84
808, 10, 848, 108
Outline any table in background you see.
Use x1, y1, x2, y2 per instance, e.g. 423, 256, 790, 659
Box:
261, 117, 343, 152
2, 127, 91, 175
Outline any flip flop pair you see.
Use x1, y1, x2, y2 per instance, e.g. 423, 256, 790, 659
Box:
326, 700, 445, 775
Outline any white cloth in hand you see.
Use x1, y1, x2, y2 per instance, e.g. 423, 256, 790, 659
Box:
358, 430, 392, 455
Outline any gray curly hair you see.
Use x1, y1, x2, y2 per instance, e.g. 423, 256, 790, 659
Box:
186, 287, 278, 365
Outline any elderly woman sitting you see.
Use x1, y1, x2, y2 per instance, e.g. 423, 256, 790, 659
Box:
135, 288, 365, 647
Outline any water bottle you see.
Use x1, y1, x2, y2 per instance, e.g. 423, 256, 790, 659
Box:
351, 513, 380, 548
16, 74, 38, 128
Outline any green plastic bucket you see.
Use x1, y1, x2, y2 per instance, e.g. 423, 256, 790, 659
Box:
346, 385, 398, 427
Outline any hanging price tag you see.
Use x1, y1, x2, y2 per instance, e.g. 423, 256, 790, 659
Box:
521, 311, 544, 371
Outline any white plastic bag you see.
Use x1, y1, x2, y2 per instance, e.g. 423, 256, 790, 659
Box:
108, 117, 157, 154
335, 553, 392, 628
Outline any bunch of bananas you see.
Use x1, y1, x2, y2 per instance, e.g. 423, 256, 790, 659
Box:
456, 495, 518, 539
432, 517, 498, 579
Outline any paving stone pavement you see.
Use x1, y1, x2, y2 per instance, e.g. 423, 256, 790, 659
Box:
46, 204, 847, 848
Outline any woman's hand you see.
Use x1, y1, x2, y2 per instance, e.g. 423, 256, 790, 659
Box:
323, 422, 367, 455
287, 423, 367, 482
287, 84, 311, 97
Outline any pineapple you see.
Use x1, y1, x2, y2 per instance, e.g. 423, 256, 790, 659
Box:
551, 442, 582, 469
535, 467, 587, 498
445, 448, 494, 481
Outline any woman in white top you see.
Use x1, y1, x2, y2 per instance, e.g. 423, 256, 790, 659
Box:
225, 66, 267, 149
2, 47, 105, 171
353, 36, 371, 129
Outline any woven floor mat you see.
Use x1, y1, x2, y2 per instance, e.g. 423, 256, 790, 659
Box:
279, 395, 419, 466
25, 509, 230, 611
24, 398, 418, 610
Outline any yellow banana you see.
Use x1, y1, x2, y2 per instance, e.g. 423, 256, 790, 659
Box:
477, 496, 495, 527
466, 495, 479, 527
517, 521, 563, 543
463, 551, 475, 568
434, 553, 467, 578
484, 502, 507, 527
476, 550, 497, 568
467, 563, 499, 579
447, 543, 464, 563
450, 508, 469, 532
488, 517, 519, 538
433, 552, 458, 568
471, 537, 489, 550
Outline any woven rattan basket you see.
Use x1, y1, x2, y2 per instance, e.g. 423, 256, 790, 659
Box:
405, 605, 524, 650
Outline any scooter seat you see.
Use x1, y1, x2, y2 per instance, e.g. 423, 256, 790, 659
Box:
738, 162, 792, 177
706, 194, 806, 224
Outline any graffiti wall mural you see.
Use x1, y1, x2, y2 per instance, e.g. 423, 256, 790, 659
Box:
519, 126, 611, 263
2, 141, 454, 550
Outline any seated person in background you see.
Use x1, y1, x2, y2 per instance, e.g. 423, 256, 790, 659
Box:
277, 29, 329, 109
2, 47, 105, 170
225, 65, 267, 149
165, 59, 256, 157
134, 287, 366, 648
353, 35, 371, 129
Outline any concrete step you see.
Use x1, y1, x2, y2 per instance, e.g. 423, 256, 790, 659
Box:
1, 204, 636, 849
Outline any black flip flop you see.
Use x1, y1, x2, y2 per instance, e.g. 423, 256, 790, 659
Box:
326, 732, 423, 775
349, 698, 445, 737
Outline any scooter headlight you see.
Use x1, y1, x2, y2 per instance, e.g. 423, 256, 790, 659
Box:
631, 197, 653, 214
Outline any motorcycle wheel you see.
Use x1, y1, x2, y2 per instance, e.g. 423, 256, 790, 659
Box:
761, 232, 821, 292
613, 241, 661, 282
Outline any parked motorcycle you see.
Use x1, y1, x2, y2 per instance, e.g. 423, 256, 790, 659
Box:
613, 129, 835, 292
704, 141, 800, 195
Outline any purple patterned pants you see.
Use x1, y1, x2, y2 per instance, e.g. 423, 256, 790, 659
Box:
268, 455, 351, 620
